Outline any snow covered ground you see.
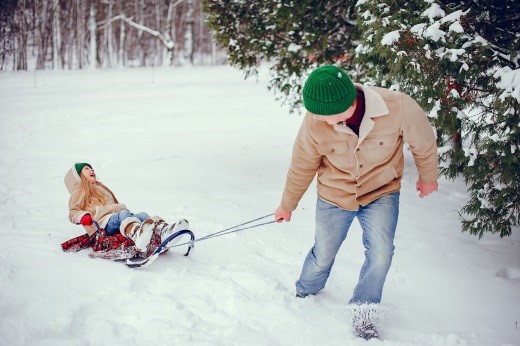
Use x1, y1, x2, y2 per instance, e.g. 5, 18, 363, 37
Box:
0, 66, 519, 346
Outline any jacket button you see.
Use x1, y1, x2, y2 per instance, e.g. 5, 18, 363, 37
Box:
359, 164, 363, 168
356, 148, 360, 152
331, 149, 335, 153
379, 142, 383, 145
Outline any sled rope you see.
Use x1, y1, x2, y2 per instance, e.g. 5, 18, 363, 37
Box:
167, 213, 276, 249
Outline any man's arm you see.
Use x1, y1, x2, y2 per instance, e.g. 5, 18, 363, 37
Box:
401, 94, 439, 198
277, 115, 322, 220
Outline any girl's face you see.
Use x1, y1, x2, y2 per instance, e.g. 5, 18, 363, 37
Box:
81, 165, 97, 183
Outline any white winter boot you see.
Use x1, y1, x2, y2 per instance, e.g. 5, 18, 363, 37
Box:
159, 219, 190, 243
121, 217, 155, 252
348, 304, 383, 340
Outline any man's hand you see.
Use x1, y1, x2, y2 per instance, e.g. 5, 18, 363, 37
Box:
416, 180, 438, 198
275, 206, 292, 223
80, 213, 93, 226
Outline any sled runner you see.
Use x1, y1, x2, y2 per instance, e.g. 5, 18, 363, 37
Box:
125, 229, 194, 268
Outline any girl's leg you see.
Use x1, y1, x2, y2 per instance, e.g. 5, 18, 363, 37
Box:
133, 212, 151, 222
105, 210, 133, 236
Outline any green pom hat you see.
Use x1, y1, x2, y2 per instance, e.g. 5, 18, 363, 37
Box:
75, 162, 92, 176
302, 65, 357, 116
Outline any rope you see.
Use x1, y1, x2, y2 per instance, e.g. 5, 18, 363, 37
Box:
166, 213, 275, 249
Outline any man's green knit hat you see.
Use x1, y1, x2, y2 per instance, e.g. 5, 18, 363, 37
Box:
302, 65, 356, 116
75, 162, 92, 176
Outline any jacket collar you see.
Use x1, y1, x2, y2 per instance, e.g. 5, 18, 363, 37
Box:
333, 84, 389, 145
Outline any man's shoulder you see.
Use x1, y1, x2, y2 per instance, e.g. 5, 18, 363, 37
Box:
366, 86, 407, 105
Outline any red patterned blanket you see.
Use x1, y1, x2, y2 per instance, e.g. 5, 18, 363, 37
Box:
61, 229, 162, 261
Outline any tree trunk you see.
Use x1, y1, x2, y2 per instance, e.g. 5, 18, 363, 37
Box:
1, 0, 219, 70
1, 26, 6, 70
211, 36, 217, 65
138, 0, 145, 65
118, 15, 125, 67
65, 1, 75, 69
105, 0, 114, 67
166, 0, 179, 66
77, 0, 85, 69
52, 0, 61, 70
88, 4, 97, 69
16, 0, 28, 70
154, 0, 158, 66
184, 0, 193, 65
35, 0, 48, 70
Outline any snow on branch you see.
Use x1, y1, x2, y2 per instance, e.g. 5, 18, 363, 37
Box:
99, 15, 174, 50
494, 67, 520, 102
381, 30, 400, 46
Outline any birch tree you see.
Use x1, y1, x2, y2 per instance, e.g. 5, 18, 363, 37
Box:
118, 12, 125, 67
88, 3, 97, 69
76, 0, 86, 69
52, 0, 61, 69
184, 0, 194, 64
15, 0, 27, 70
34, 0, 49, 69
2, 0, 219, 70
0, 0, 17, 69
103, 0, 114, 67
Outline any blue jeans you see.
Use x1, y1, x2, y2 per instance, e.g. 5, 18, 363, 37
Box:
296, 192, 400, 304
105, 210, 150, 236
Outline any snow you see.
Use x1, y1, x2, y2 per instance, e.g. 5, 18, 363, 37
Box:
440, 10, 466, 24
495, 67, 520, 103
1, 66, 519, 345
411, 23, 428, 35
448, 21, 464, 34
421, 3, 445, 21
381, 30, 400, 46
441, 48, 465, 62
463, 148, 478, 167
423, 22, 445, 42
288, 43, 302, 53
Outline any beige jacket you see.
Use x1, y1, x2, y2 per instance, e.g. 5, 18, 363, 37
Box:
280, 84, 439, 212
64, 165, 127, 235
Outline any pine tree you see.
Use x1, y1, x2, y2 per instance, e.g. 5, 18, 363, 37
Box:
202, 0, 360, 111
354, 0, 520, 237
204, 0, 519, 238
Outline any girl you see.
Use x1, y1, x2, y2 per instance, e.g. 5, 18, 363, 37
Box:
64, 162, 188, 252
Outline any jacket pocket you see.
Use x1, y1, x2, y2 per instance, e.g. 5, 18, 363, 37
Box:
316, 140, 355, 170
364, 132, 400, 163
358, 166, 399, 196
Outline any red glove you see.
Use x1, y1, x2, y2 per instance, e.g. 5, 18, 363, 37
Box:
80, 214, 93, 226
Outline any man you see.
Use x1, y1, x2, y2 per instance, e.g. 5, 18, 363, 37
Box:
274, 65, 438, 339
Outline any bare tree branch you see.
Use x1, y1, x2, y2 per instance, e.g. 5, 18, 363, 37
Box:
98, 14, 174, 49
